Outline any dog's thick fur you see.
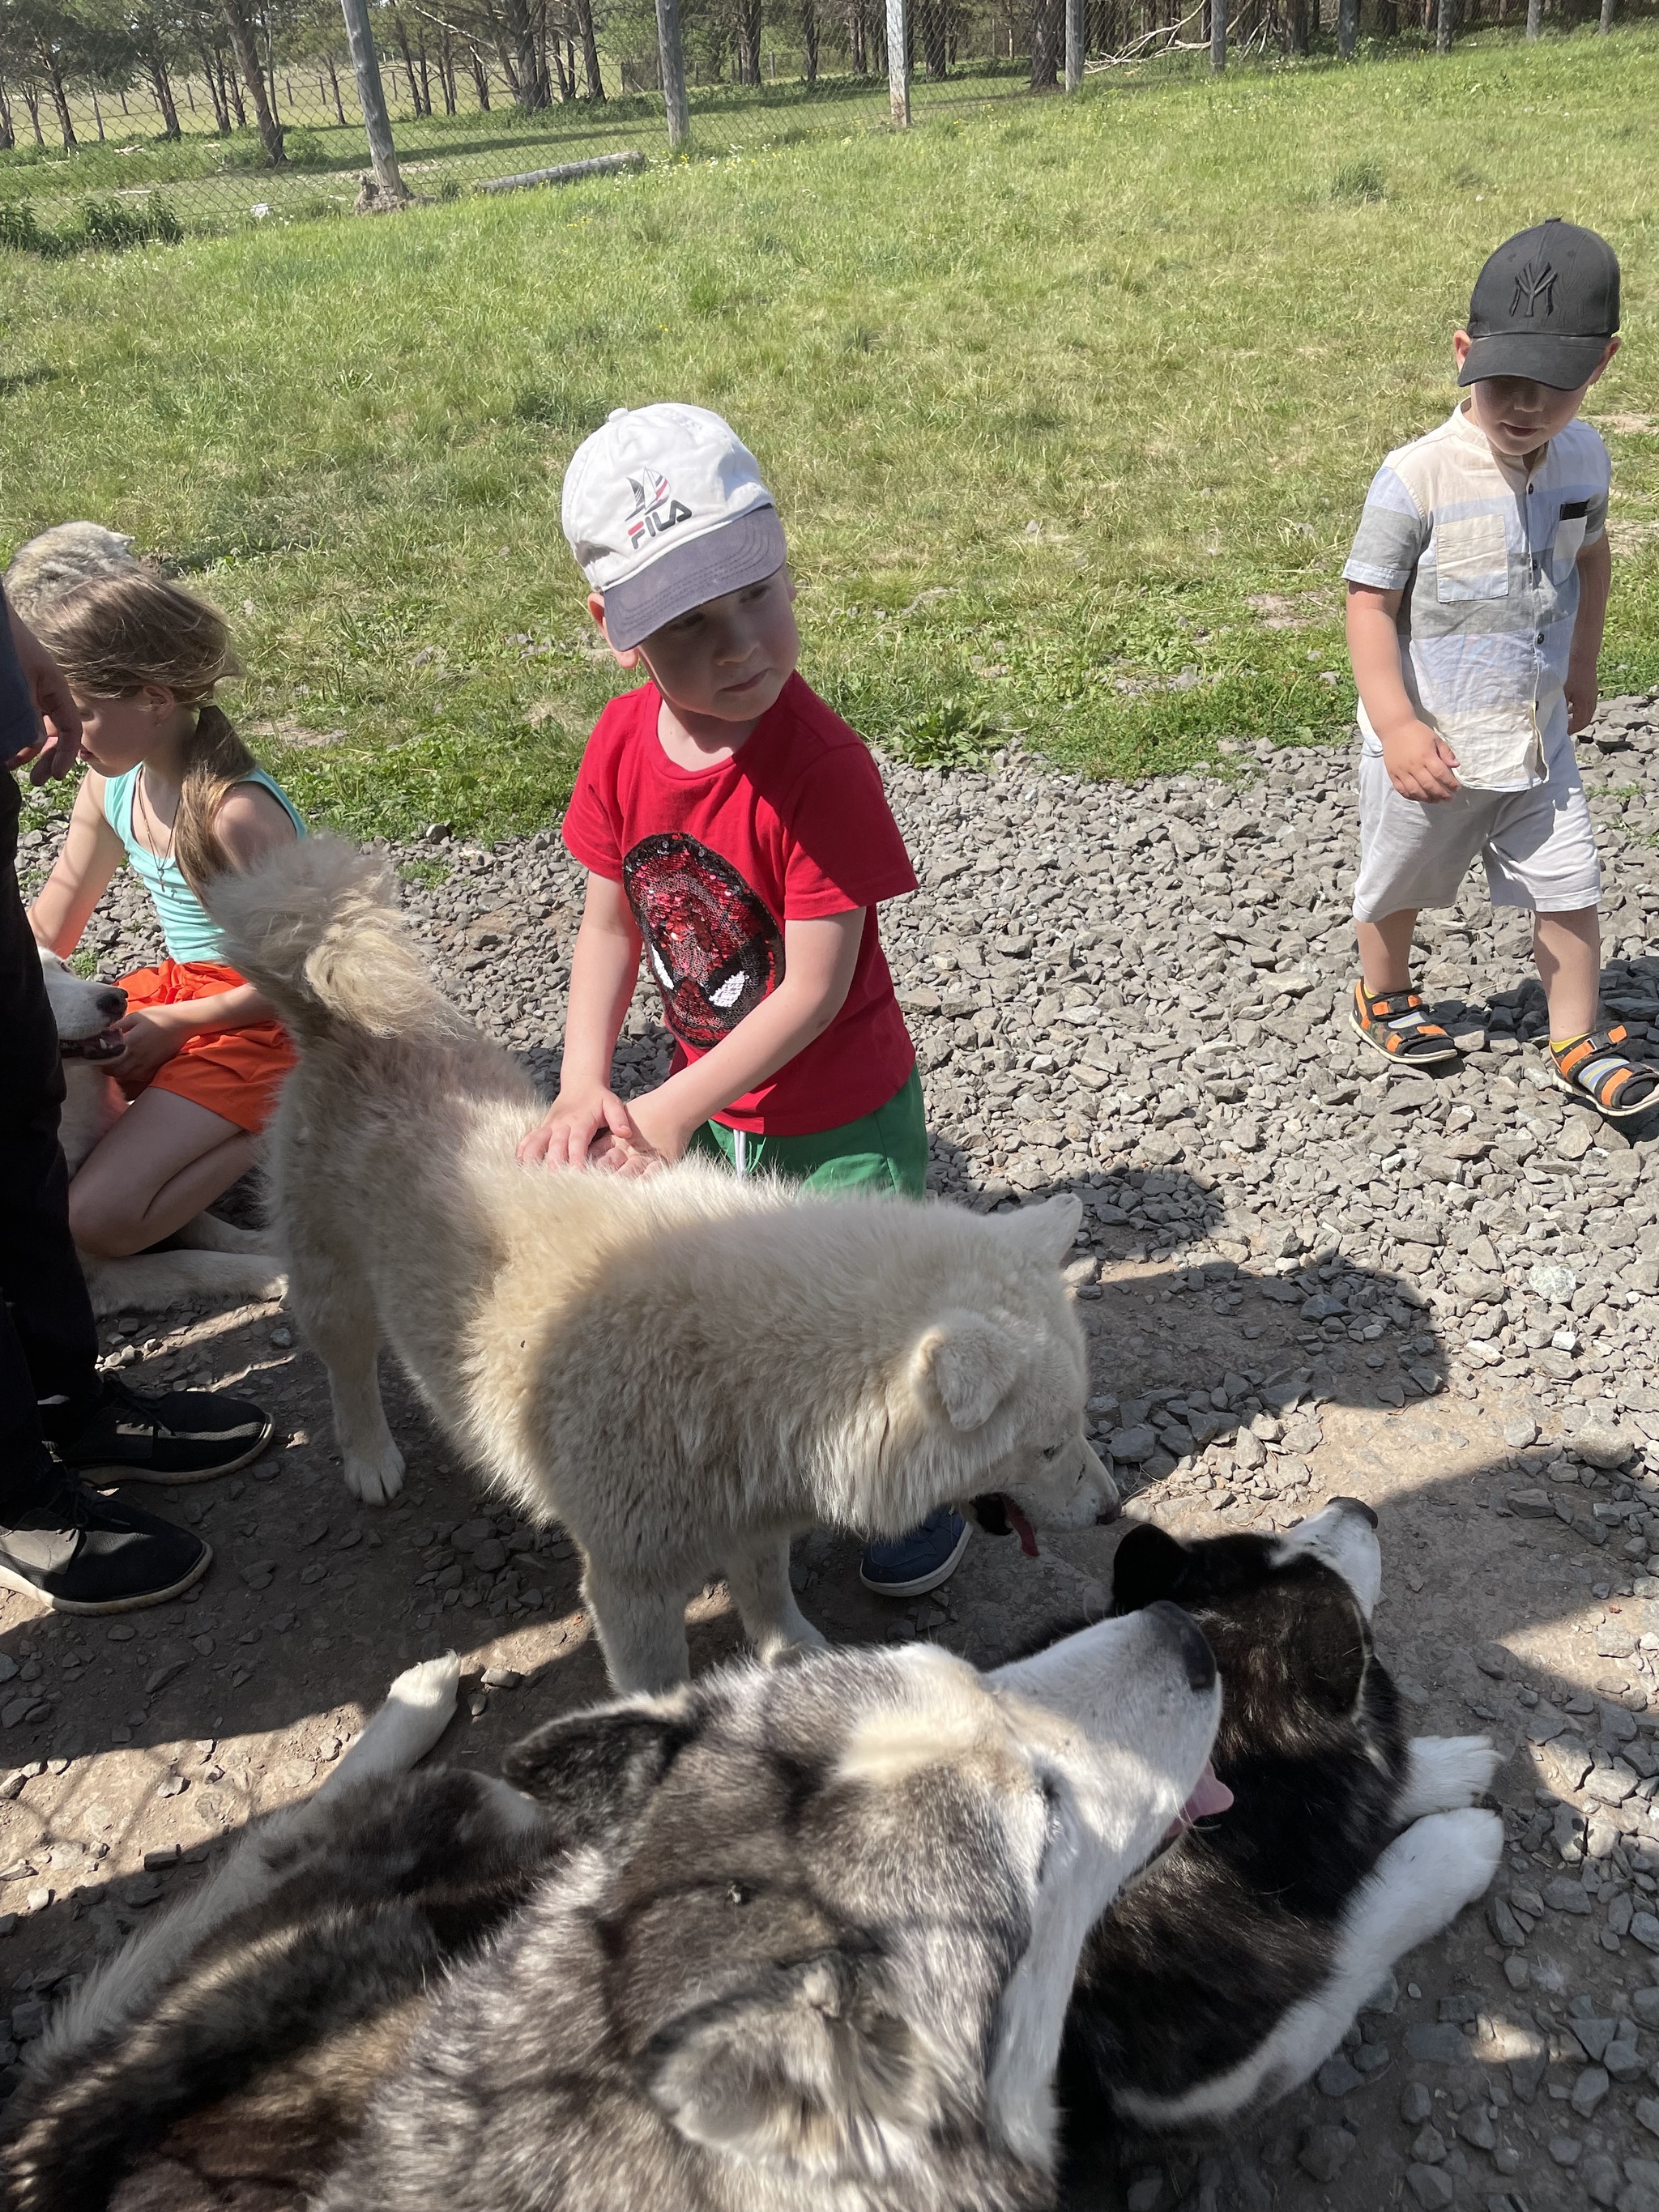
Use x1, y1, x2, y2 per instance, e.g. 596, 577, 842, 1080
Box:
38, 948, 288, 1319
206, 838, 1117, 1691
5, 523, 142, 626
7, 1610, 1223, 2212
1056, 1498, 1503, 2146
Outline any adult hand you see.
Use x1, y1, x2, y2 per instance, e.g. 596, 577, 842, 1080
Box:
1566, 663, 1599, 735
109, 1006, 190, 1085
1380, 721, 1461, 803
6, 607, 83, 783
518, 1085, 633, 1169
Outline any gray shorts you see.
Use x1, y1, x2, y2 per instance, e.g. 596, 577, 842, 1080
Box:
1352, 738, 1601, 921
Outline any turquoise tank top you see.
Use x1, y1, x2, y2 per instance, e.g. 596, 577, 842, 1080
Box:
101, 764, 306, 962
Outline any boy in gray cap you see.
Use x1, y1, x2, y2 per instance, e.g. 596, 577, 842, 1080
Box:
1345, 219, 1655, 1117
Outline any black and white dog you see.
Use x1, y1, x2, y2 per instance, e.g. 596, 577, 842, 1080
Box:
1056, 1496, 1502, 2146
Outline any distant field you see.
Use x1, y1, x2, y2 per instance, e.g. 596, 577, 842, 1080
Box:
4, 26, 1658, 842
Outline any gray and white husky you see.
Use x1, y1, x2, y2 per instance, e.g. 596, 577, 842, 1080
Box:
6, 1607, 1224, 2212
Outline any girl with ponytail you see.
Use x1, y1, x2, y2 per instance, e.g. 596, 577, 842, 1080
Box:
27, 572, 305, 1261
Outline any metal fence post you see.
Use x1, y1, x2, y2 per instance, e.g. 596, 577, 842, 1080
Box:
655, 0, 689, 149
886, 0, 910, 125
337, 0, 407, 202
1064, 0, 1085, 89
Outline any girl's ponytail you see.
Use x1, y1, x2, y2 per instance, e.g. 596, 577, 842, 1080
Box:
174, 701, 260, 898
29, 571, 261, 897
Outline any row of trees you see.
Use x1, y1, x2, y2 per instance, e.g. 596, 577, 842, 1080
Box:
0, 0, 1638, 163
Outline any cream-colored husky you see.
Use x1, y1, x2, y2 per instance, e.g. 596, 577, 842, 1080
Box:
209, 839, 1116, 1693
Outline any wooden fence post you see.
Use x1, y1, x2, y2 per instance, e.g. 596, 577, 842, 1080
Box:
1337, 0, 1358, 52
338, 0, 406, 199
887, 0, 910, 124
1210, 0, 1226, 68
655, 0, 689, 147
1064, 0, 1085, 87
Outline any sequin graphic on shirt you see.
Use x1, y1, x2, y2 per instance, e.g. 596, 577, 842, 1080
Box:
622, 832, 784, 1051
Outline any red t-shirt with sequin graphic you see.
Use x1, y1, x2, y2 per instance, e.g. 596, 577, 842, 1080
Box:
561, 672, 918, 1136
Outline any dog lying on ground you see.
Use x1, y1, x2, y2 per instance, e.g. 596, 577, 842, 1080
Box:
40, 948, 288, 1320
1055, 1497, 1503, 2154
205, 837, 1117, 1692
6, 1607, 1225, 2212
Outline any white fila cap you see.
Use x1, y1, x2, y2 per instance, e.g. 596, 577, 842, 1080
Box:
561, 403, 787, 652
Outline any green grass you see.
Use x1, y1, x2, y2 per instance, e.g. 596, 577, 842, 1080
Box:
5, 26, 1659, 842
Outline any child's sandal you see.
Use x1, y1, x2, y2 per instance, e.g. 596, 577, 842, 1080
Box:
1549, 1026, 1659, 1120
1349, 980, 1461, 1068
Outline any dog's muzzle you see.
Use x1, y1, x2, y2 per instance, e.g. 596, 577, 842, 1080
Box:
61, 1025, 127, 1063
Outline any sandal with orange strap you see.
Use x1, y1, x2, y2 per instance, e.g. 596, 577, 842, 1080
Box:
1350, 979, 1461, 1068
1549, 1025, 1659, 1120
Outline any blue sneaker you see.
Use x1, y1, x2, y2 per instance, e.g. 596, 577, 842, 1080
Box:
859, 1507, 970, 1598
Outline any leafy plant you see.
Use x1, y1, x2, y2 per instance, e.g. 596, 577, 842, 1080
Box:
1330, 156, 1385, 202
892, 697, 1003, 769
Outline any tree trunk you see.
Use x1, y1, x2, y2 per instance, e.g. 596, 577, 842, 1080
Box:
500, 0, 548, 104
851, 0, 867, 70
416, 22, 431, 110
21, 79, 44, 144
437, 31, 457, 109
0, 80, 14, 151
551, 32, 571, 96
1030, 0, 1061, 83
920, 0, 948, 72
574, 0, 604, 94
1337, 0, 1358, 50
800, 0, 818, 79
469, 46, 491, 103
220, 0, 285, 158
91, 83, 104, 137
736, 0, 761, 80
390, 11, 420, 104
147, 56, 182, 136
1435, 0, 1455, 48
41, 49, 75, 146
1284, 0, 1307, 46
326, 49, 347, 118
1597, 0, 1613, 30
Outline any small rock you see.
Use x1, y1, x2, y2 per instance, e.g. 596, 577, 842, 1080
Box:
1508, 1487, 1559, 1518
1629, 1909, 1659, 1952
1573, 2065, 1611, 2116
1503, 1416, 1540, 1448
1550, 2134, 1583, 2166
1405, 2022, 1476, 2063
1488, 1894, 1526, 1948
1316, 2055, 1363, 2096
1401, 2082, 1434, 2125
1635, 2094, 1659, 2137
1405, 2163, 1455, 2209
1298, 2127, 1355, 2184
1125, 2182, 1162, 2212
1546, 1877, 1597, 1916
1634, 1988, 1659, 2028
269, 1327, 292, 1348
1457, 2106, 1497, 2151
480, 1667, 522, 1690
1581, 2150, 1620, 2206
1474, 1643, 1510, 1678
1109, 1425, 1158, 1463
1410, 2124, 1448, 2163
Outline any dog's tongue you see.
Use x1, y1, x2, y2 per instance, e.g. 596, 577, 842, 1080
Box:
1004, 1498, 1039, 1558
1164, 1762, 1233, 1841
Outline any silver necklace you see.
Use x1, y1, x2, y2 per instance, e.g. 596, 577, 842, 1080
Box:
137, 766, 179, 870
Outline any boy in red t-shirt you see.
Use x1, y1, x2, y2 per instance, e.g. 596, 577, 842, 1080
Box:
518, 403, 966, 1599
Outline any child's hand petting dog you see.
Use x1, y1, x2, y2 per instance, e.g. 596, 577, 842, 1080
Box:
518, 1086, 636, 1170
109, 1005, 191, 1084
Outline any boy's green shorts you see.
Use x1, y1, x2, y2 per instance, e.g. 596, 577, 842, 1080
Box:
686, 1064, 927, 1198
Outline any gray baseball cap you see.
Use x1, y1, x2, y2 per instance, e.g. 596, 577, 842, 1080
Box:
561, 403, 787, 651
1459, 218, 1620, 390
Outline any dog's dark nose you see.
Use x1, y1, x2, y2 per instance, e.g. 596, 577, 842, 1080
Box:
1145, 1600, 1216, 1694
1328, 1495, 1379, 1529
97, 989, 126, 1019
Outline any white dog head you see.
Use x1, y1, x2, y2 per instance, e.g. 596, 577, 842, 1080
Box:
39, 948, 127, 1058
5, 522, 141, 626
900, 1194, 1118, 1545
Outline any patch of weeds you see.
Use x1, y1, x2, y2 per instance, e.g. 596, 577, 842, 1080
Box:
0, 200, 47, 254
398, 857, 452, 886
77, 198, 184, 249
889, 697, 1003, 769
1330, 157, 1386, 203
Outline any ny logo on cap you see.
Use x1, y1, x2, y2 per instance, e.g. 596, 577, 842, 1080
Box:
626, 467, 693, 551
1509, 259, 1558, 322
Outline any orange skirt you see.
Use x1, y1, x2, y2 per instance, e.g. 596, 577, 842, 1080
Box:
117, 960, 296, 1134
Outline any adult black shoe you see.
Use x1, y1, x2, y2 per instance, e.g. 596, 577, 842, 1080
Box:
0, 1478, 211, 1615
53, 1375, 274, 1484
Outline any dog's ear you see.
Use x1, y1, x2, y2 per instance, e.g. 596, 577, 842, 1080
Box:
642, 1949, 942, 2179
994, 1193, 1082, 1268
1287, 1592, 1368, 1714
911, 1311, 1030, 1431
1110, 1523, 1189, 1613
501, 1703, 692, 1844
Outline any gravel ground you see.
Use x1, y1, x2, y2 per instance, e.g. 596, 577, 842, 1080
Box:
9, 701, 1659, 2210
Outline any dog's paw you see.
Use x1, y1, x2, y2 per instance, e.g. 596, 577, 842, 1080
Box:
757, 1622, 830, 1668
343, 1443, 405, 1505
1401, 1734, 1499, 1816
387, 1652, 463, 1715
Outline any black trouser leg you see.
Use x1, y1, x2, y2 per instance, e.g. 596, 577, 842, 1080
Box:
0, 768, 99, 1515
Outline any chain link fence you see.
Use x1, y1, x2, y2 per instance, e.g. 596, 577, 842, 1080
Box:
0, 0, 1646, 246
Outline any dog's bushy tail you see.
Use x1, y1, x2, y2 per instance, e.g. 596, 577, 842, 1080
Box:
207, 835, 452, 1044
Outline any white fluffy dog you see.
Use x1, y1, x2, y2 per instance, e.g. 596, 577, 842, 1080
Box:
5, 522, 142, 625
208, 837, 1118, 1693
39, 948, 288, 1319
